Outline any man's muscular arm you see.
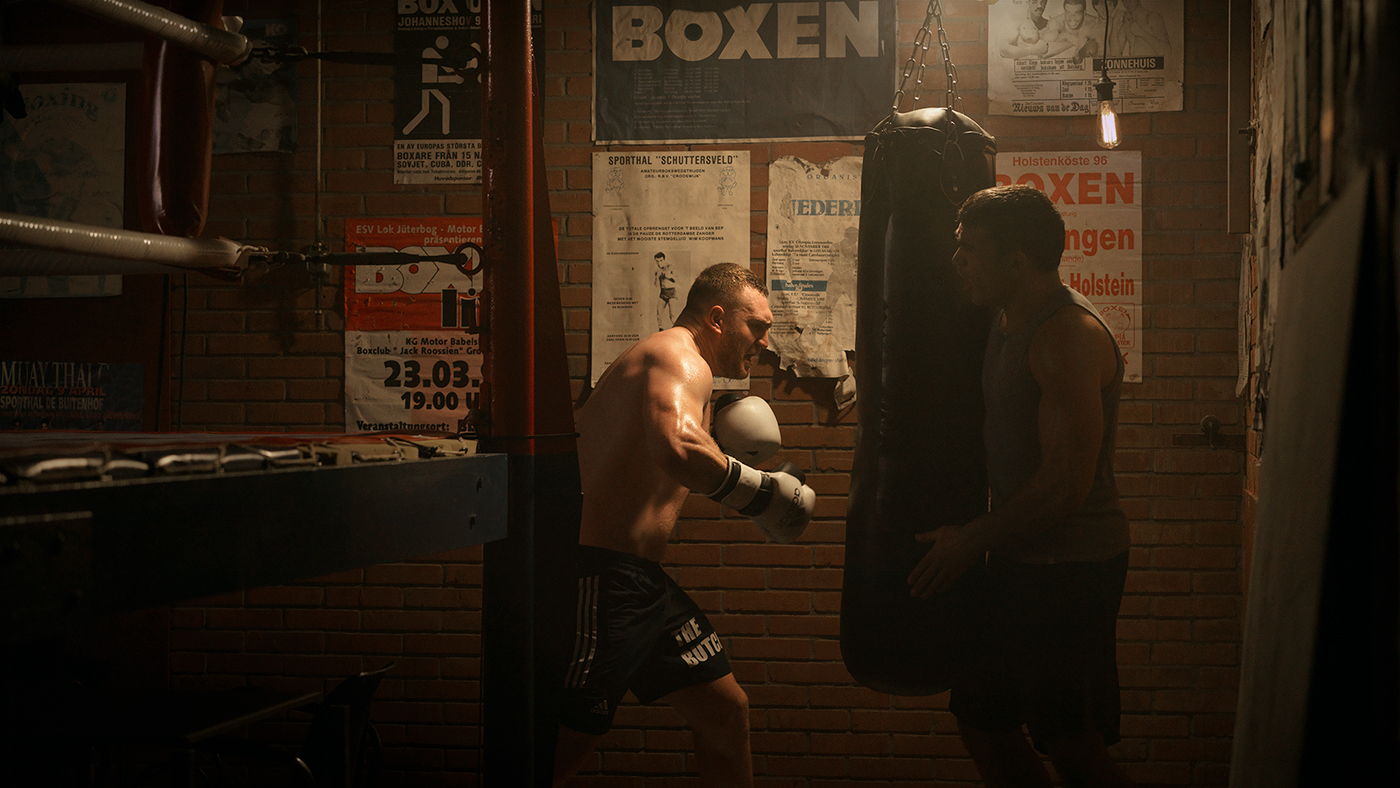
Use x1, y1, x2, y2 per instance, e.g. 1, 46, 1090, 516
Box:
1000, 35, 1050, 59
644, 347, 730, 494
908, 306, 1116, 597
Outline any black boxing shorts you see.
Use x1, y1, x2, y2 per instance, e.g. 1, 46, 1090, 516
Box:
949, 551, 1129, 751
558, 545, 732, 735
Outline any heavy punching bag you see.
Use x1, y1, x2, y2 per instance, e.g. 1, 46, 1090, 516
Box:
840, 107, 997, 695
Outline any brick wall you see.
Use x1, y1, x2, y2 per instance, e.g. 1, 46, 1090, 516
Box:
173, 1, 1244, 784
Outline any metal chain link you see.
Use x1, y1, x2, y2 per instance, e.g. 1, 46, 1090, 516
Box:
934, 2, 963, 112
891, 0, 962, 114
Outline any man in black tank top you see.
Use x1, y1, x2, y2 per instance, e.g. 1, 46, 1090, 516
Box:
906, 185, 1133, 787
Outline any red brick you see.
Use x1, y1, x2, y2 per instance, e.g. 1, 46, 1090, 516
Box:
766, 661, 853, 685
206, 653, 284, 675
170, 630, 243, 652
366, 564, 445, 585
241, 586, 322, 607
672, 566, 767, 589
745, 684, 808, 709
206, 608, 282, 630
769, 567, 843, 590
728, 637, 810, 661
851, 709, 937, 733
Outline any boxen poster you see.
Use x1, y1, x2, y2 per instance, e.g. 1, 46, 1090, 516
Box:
595, 0, 896, 143
996, 150, 1143, 382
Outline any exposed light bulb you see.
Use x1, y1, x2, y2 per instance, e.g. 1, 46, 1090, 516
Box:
1098, 100, 1120, 149
1095, 75, 1120, 150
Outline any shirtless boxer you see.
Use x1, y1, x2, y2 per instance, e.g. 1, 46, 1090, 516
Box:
554, 262, 816, 787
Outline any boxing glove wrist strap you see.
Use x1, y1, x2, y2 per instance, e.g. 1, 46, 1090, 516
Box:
706, 457, 766, 511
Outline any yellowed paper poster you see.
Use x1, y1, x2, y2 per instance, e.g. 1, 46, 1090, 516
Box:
591, 151, 751, 389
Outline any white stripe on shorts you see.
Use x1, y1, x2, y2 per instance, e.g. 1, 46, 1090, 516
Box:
567, 575, 599, 688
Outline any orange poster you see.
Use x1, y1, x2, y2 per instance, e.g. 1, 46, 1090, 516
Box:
342, 218, 483, 434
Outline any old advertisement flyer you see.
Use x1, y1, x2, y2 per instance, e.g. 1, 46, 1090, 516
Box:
214, 19, 298, 154
1, 83, 125, 298
997, 150, 1143, 382
591, 151, 750, 389
343, 217, 484, 433
765, 156, 859, 394
988, 0, 1183, 116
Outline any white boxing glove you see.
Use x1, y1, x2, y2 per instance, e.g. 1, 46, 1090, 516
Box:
705, 458, 815, 543
712, 394, 781, 465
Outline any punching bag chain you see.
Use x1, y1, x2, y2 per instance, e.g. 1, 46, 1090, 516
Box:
891, 0, 962, 114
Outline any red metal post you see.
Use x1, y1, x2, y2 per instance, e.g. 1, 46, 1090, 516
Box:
480, 2, 580, 784
481, 0, 535, 443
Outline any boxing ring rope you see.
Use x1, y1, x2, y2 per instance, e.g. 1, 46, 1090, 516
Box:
52, 0, 250, 65
0, 211, 258, 276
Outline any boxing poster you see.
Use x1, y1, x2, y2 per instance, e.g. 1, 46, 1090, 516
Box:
0, 360, 143, 431
0, 82, 126, 298
343, 218, 484, 433
595, 0, 897, 143
988, 0, 1183, 116
996, 150, 1143, 382
590, 150, 750, 389
393, 3, 485, 184
765, 155, 859, 402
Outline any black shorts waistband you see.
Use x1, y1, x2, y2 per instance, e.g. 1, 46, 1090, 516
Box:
574, 544, 667, 578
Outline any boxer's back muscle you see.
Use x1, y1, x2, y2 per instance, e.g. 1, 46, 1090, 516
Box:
577, 330, 709, 562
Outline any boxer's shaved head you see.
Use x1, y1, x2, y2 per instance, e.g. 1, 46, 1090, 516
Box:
680, 263, 767, 320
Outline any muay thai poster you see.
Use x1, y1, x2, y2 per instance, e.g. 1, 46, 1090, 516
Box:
591, 150, 750, 389
0, 82, 125, 298
595, 0, 897, 143
214, 19, 298, 154
997, 150, 1143, 383
343, 218, 485, 433
987, 0, 1183, 116
0, 360, 143, 431
765, 156, 859, 403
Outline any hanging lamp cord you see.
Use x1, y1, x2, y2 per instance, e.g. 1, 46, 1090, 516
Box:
1102, 2, 1112, 79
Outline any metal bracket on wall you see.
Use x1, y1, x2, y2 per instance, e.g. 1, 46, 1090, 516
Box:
1172, 415, 1246, 451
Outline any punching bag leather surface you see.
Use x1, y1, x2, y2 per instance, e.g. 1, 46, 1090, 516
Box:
841, 108, 998, 696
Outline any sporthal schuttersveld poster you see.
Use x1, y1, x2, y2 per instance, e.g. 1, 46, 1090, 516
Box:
590, 150, 751, 390
988, 0, 1183, 116
595, 0, 897, 143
